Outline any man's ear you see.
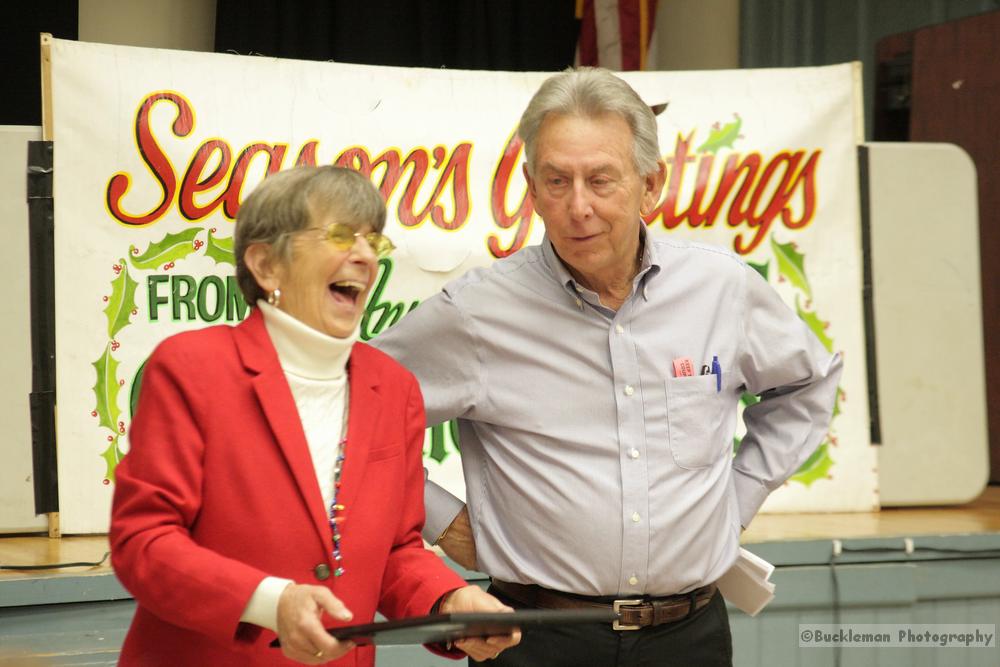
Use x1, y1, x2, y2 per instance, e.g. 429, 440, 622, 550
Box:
243, 243, 283, 294
640, 160, 666, 216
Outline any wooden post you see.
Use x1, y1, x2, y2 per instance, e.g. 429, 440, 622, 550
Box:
40, 33, 53, 142
39, 32, 59, 539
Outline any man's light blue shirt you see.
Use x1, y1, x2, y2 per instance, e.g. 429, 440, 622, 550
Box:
372, 228, 842, 597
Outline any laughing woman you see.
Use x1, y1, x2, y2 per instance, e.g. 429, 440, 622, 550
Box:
110, 166, 518, 666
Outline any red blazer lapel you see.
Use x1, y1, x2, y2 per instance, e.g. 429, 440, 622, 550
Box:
337, 346, 382, 517
233, 309, 331, 553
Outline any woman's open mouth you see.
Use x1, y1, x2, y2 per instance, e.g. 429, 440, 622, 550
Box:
329, 280, 365, 306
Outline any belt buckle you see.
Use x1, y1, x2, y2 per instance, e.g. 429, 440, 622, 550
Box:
612, 598, 643, 631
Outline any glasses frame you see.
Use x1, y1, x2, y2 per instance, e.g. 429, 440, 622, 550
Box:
281, 222, 395, 258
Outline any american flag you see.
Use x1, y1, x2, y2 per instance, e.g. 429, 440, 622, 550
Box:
575, 0, 660, 71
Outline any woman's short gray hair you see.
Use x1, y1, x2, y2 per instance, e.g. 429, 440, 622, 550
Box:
517, 67, 661, 178
234, 165, 386, 305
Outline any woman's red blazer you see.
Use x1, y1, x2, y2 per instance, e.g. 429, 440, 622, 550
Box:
110, 308, 465, 666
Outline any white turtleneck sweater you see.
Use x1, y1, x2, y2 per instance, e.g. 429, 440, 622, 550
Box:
239, 301, 358, 632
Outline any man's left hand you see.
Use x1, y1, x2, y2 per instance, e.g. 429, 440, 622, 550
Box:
439, 585, 521, 662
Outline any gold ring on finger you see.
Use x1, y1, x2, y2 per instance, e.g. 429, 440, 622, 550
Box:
315, 649, 324, 658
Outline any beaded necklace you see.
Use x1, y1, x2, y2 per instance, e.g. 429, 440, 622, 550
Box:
328, 385, 349, 577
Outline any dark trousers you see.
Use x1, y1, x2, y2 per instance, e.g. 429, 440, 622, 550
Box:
471, 584, 733, 667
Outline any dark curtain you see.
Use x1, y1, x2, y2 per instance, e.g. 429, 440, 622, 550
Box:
215, 0, 580, 71
1, 1, 78, 125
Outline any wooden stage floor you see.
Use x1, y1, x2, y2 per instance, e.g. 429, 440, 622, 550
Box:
2, 486, 999, 579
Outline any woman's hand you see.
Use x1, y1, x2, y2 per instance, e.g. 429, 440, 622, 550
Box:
276, 583, 355, 664
440, 585, 521, 662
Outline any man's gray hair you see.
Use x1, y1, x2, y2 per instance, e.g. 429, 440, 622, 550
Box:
234, 165, 386, 305
517, 67, 661, 178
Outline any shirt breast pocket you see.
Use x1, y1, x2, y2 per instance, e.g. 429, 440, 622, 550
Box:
664, 375, 730, 470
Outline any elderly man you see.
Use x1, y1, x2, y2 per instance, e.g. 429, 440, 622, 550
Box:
372, 67, 842, 666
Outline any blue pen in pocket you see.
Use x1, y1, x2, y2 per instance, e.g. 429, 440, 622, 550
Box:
711, 355, 721, 392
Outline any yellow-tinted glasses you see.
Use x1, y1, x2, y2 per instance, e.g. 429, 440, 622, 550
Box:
290, 223, 395, 258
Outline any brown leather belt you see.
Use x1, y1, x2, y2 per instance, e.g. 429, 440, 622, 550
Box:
492, 580, 718, 630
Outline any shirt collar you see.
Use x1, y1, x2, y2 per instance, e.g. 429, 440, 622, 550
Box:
541, 223, 662, 304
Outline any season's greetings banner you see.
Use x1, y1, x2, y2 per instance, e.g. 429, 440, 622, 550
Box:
49, 38, 874, 533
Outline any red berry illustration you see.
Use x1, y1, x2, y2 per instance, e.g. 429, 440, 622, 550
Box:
91, 410, 97, 417
107, 435, 114, 442
102, 296, 109, 302
103, 479, 110, 486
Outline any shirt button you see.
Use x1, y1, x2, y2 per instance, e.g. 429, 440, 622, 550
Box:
629, 448, 640, 459
624, 385, 634, 396
314, 563, 331, 581
615, 324, 624, 334
575, 298, 583, 308
632, 512, 641, 523
628, 575, 639, 586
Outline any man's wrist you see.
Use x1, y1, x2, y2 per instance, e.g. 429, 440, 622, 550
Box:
431, 587, 462, 614
423, 483, 465, 544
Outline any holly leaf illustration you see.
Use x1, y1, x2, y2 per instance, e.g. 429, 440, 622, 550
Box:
205, 228, 235, 266
748, 260, 769, 281
771, 236, 812, 300
790, 441, 834, 487
92, 344, 121, 431
696, 114, 742, 154
795, 296, 834, 353
128, 228, 200, 270
104, 259, 138, 339
101, 434, 126, 484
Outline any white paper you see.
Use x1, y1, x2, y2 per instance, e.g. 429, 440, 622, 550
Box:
717, 548, 776, 616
